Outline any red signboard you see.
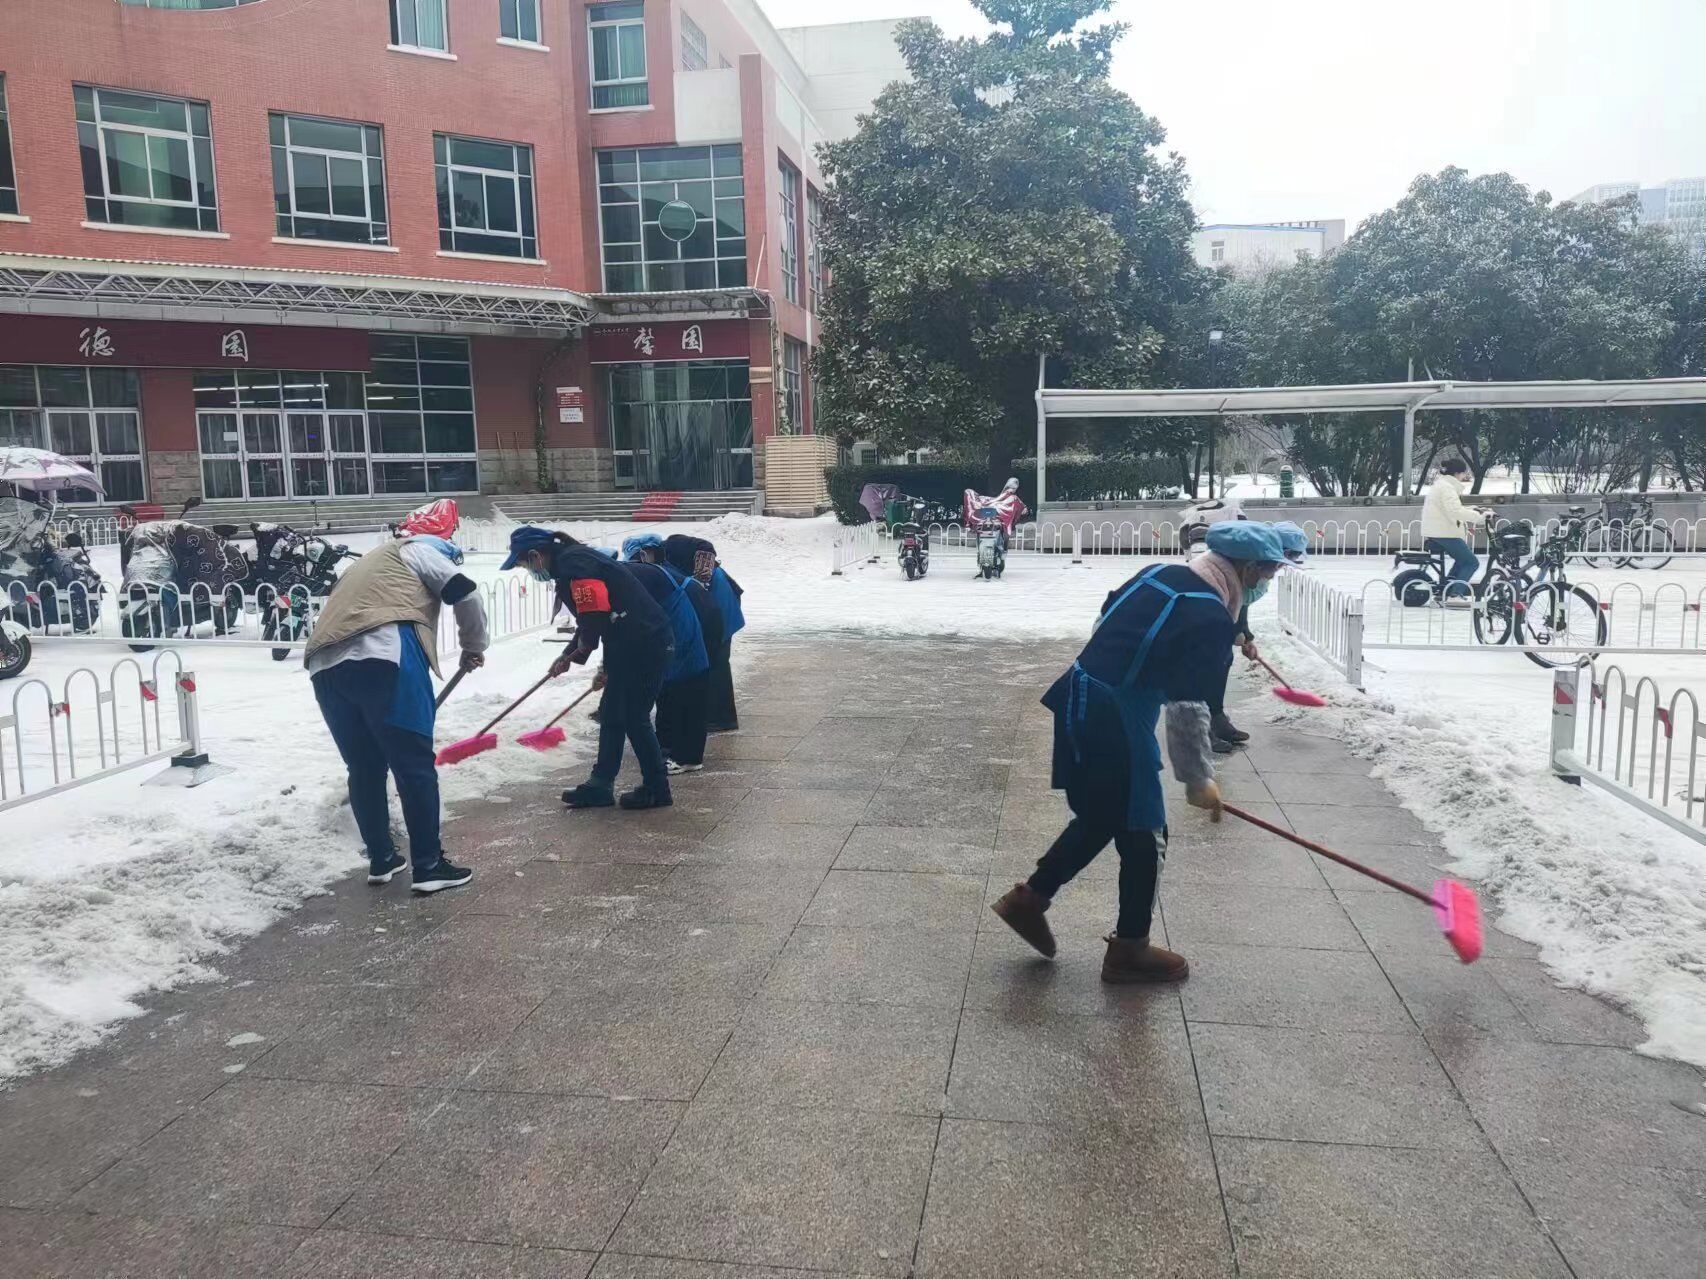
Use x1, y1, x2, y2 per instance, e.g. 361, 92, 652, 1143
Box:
0, 315, 372, 371
588, 319, 749, 364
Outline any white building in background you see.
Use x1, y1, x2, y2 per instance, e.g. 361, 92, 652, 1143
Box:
1570, 178, 1706, 258
1192, 219, 1347, 273
778, 18, 912, 144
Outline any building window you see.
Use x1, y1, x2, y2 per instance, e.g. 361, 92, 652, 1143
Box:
1210, 240, 1225, 263
680, 13, 708, 70
500, 0, 540, 43
807, 186, 824, 315
434, 133, 537, 259
390, 0, 449, 52
597, 144, 746, 292
590, 2, 648, 109
0, 75, 17, 216
270, 114, 388, 246
118, 0, 266, 7
778, 157, 801, 305
74, 86, 218, 232
781, 338, 805, 432
191, 337, 477, 500
608, 361, 752, 490
0, 366, 145, 503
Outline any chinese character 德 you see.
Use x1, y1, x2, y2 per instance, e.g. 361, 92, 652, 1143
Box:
78, 326, 115, 359
221, 330, 250, 362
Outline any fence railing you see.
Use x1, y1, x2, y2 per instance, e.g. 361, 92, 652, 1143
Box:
1550, 663, 1706, 846
51, 513, 133, 548
4, 572, 556, 655
1276, 571, 1366, 686
0, 650, 208, 812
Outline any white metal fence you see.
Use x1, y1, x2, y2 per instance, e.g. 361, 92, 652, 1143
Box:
1, 650, 207, 811
51, 514, 132, 548
1550, 663, 1706, 846
1275, 571, 1366, 685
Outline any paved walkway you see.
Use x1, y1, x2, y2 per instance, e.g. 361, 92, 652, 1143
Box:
3, 634, 1705, 1278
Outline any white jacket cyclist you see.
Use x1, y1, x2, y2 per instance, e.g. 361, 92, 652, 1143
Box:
1421, 472, 1475, 540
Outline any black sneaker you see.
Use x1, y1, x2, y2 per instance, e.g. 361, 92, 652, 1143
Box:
619, 786, 674, 810
562, 783, 615, 809
411, 857, 474, 895
367, 851, 407, 885
1211, 713, 1250, 744
1211, 737, 1241, 756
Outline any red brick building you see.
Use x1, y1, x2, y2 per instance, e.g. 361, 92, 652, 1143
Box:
0, 0, 907, 509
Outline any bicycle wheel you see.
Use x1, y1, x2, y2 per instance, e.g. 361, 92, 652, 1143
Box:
1579, 524, 1620, 569
1623, 523, 1674, 571
1473, 579, 1516, 646
1521, 582, 1606, 669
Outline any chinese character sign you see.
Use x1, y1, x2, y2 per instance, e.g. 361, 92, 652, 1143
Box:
78, 326, 115, 359
220, 330, 250, 362
634, 327, 656, 356
681, 325, 704, 353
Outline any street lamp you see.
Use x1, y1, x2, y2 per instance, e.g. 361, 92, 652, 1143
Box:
1207, 328, 1225, 498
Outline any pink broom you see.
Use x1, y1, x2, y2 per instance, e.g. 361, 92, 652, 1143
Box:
436, 673, 553, 766
516, 686, 598, 751
1223, 803, 1484, 963
1251, 654, 1328, 708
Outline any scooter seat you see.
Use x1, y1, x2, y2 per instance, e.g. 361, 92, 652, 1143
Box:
1394, 552, 1438, 565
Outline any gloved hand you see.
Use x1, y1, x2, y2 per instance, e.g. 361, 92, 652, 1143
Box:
1240, 638, 1259, 661
1186, 779, 1224, 823
458, 650, 485, 674
591, 666, 607, 691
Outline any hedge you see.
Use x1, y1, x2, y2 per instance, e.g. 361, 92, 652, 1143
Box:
825, 458, 1181, 524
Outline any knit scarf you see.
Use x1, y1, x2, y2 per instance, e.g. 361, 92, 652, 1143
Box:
1187, 551, 1245, 618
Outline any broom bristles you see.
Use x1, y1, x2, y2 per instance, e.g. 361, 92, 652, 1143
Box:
1272, 686, 1329, 708
1433, 879, 1484, 964
516, 726, 567, 751
435, 733, 498, 767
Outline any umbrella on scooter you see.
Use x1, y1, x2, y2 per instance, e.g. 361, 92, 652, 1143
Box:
0, 447, 104, 496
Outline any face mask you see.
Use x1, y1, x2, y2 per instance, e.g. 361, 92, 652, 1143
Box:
528, 566, 552, 584
1245, 580, 1270, 605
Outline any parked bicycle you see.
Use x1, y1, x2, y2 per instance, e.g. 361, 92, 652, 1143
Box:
1550, 496, 1674, 571
1475, 527, 1608, 669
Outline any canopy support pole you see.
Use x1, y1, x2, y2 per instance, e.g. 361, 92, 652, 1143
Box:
1035, 352, 1048, 507
1401, 403, 1417, 497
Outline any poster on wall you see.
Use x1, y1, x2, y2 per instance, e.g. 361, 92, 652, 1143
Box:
556, 386, 585, 424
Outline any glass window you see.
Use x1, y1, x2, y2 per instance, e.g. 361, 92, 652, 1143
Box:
0, 367, 146, 503
271, 113, 388, 245
681, 13, 708, 71
605, 359, 752, 491
590, 2, 649, 109
0, 75, 17, 215
390, 0, 448, 51
434, 132, 537, 259
75, 85, 218, 231
778, 157, 801, 304
500, 0, 540, 43
807, 186, 825, 315
781, 338, 805, 432
118, 1, 267, 7
597, 145, 745, 292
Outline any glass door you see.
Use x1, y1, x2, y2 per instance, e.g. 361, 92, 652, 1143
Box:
242, 411, 286, 498
287, 412, 330, 497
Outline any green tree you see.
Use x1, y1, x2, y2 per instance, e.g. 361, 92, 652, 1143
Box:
813, 0, 1202, 488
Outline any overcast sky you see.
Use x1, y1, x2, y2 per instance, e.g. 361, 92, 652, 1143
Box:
757, 0, 1705, 230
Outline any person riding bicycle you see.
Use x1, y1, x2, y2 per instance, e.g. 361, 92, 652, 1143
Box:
1421, 459, 1481, 608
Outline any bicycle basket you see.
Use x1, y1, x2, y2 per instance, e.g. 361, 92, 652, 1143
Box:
1497, 530, 1532, 559
1602, 500, 1637, 526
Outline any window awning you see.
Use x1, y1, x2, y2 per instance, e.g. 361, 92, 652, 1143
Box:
0, 253, 600, 338
590, 288, 771, 322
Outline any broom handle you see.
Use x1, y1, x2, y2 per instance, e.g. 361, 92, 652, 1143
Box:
1222, 803, 1433, 904
433, 667, 468, 710
473, 673, 554, 738
1251, 653, 1297, 691
538, 684, 598, 731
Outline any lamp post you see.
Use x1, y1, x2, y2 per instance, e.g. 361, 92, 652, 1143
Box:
1207, 328, 1225, 498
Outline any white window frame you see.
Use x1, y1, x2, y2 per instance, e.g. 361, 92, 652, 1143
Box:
0, 367, 145, 503
680, 12, 708, 70
807, 186, 824, 315
1210, 240, 1225, 263
589, 2, 650, 109
778, 157, 801, 305
436, 134, 536, 259
500, 0, 542, 44
390, 0, 450, 53
272, 114, 388, 246
85, 90, 210, 218
0, 73, 19, 217
781, 338, 804, 432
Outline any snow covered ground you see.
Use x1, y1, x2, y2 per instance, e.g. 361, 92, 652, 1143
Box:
4, 516, 1705, 1080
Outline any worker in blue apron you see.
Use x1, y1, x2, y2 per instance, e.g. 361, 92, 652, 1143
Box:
1210, 519, 1309, 752
991, 522, 1291, 983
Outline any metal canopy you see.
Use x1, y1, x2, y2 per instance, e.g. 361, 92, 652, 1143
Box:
0, 253, 601, 338
1035, 373, 1706, 499
591, 288, 770, 322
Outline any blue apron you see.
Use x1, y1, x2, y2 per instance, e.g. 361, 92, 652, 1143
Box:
659, 573, 710, 683
709, 567, 745, 638
1061, 566, 1224, 830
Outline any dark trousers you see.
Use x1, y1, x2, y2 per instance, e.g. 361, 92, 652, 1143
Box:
707, 638, 738, 732
1424, 536, 1479, 589
312, 659, 441, 872
1026, 817, 1166, 940
592, 647, 670, 794
656, 670, 710, 766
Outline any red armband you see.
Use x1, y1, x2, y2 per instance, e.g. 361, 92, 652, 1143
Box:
569, 578, 611, 613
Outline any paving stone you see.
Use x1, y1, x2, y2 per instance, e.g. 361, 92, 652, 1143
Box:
1216, 1137, 1570, 1279
1162, 884, 1365, 951
1164, 837, 1332, 889
979, 872, 1166, 947
547, 826, 705, 866
333, 1092, 682, 1250
1279, 803, 1440, 846
469, 991, 745, 1101
788, 721, 920, 763
915, 1118, 1233, 1279
1245, 737, 1381, 775
864, 786, 1004, 832
1259, 771, 1402, 807
688, 821, 853, 868
762, 925, 974, 1010
1373, 947, 1536, 1041
407, 911, 616, 980
1433, 1037, 1706, 1169
70, 1078, 443, 1227
699, 999, 957, 1115
729, 787, 876, 826
558, 803, 726, 840
1192, 1024, 1486, 1150
963, 930, 1177, 1019
74, 980, 330, 1079
1307, 844, 1448, 893
1507, 1157, 1706, 1279
629, 866, 829, 927
215, 891, 448, 985
835, 825, 996, 875
748, 760, 893, 791
1180, 944, 1413, 1033
564, 921, 793, 1002
593, 1255, 868, 1279
456, 861, 673, 917
0, 1066, 217, 1208
802, 870, 985, 933
946, 1005, 1201, 1131
287, 1230, 593, 1278
1167, 801, 1298, 853
1336, 889, 1538, 959
0, 1209, 307, 1279
610, 1103, 936, 1275
1485, 958, 1647, 1048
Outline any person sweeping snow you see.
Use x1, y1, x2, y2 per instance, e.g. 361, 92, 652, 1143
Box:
663, 533, 744, 731
305, 534, 488, 894
990, 522, 1290, 982
625, 534, 722, 773
503, 527, 676, 811
1208, 519, 1309, 753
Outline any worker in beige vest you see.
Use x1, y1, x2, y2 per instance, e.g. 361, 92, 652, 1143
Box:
304, 536, 488, 894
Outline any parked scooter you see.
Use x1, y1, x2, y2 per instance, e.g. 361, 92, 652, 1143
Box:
1177, 496, 1246, 553
0, 496, 103, 634
248, 522, 359, 660
964, 481, 1027, 581
117, 498, 250, 651
0, 617, 30, 680
896, 499, 930, 581
390, 497, 459, 540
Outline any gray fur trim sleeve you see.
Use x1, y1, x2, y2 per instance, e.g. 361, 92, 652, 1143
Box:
1164, 701, 1215, 788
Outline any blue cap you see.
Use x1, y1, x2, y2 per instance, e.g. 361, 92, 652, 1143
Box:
499, 525, 559, 571
1206, 521, 1288, 564
622, 533, 664, 561
1270, 520, 1309, 560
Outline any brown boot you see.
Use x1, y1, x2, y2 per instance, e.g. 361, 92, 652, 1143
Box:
1101, 935, 1189, 984
990, 883, 1056, 958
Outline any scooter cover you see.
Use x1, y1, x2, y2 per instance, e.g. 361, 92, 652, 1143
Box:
962, 488, 1028, 533
395, 498, 459, 540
